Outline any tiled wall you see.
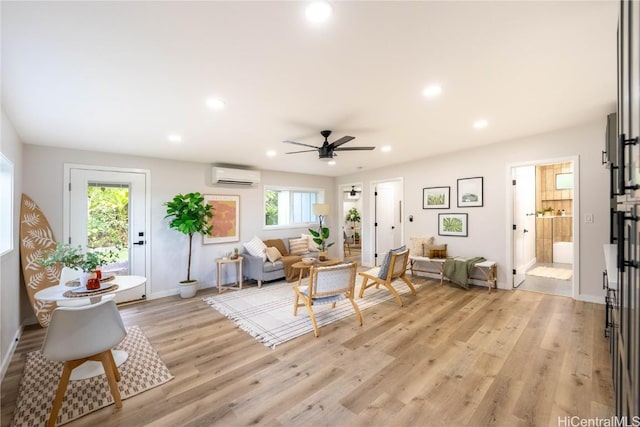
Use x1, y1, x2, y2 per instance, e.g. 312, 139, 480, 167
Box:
535, 162, 574, 263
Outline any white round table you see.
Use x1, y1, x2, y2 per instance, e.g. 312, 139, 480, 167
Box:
35, 275, 147, 380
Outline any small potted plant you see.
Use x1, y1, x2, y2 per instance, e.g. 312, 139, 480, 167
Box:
231, 247, 239, 260
39, 243, 118, 288
165, 192, 214, 298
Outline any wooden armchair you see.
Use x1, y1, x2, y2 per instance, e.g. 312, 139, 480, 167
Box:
293, 262, 363, 337
358, 248, 416, 306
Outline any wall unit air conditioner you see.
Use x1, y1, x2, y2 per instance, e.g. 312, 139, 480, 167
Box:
212, 167, 261, 186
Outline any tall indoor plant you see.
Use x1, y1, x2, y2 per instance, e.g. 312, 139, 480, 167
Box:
165, 192, 214, 298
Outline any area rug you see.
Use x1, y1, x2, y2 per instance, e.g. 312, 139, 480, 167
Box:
527, 266, 573, 281
203, 278, 420, 348
11, 326, 174, 427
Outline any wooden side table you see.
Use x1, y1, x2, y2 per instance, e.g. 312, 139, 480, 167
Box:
216, 256, 243, 293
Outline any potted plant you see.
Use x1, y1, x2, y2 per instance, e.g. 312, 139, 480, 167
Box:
165, 192, 214, 298
39, 242, 118, 288
308, 225, 334, 261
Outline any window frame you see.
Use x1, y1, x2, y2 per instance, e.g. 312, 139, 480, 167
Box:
263, 185, 325, 230
0, 152, 14, 256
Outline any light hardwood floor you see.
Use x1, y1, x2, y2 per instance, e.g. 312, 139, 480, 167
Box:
1, 276, 613, 426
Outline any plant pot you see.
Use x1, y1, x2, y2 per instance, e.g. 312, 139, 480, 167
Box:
179, 280, 198, 298
318, 251, 328, 262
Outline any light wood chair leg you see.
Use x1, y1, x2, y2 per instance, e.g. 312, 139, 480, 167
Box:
293, 292, 300, 316
99, 351, 123, 408
107, 349, 121, 382
400, 275, 417, 295
384, 284, 404, 307
349, 297, 363, 326
359, 277, 369, 298
47, 362, 73, 427
304, 300, 320, 337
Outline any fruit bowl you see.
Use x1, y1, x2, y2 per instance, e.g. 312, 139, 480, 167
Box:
301, 257, 315, 265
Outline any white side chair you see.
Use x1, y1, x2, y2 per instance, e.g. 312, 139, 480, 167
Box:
42, 299, 127, 427
56, 266, 115, 307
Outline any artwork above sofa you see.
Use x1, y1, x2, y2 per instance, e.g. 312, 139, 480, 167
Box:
242, 235, 319, 287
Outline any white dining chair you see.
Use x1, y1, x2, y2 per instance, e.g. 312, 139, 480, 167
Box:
42, 299, 127, 427
56, 266, 115, 307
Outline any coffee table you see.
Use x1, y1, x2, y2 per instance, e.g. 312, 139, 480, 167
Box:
292, 258, 341, 285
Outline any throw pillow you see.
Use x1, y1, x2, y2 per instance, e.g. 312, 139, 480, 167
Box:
265, 246, 282, 263
244, 236, 267, 260
263, 239, 288, 256
410, 236, 435, 256
301, 233, 319, 252
289, 237, 308, 255
423, 243, 447, 259
377, 245, 407, 279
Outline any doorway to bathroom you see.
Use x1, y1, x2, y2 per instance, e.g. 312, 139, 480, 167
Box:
511, 158, 577, 298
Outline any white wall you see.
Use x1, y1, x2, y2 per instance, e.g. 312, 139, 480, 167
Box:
22, 144, 336, 308
1, 109, 24, 378
337, 120, 608, 302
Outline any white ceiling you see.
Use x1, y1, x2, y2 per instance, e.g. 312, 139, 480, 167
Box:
1, 1, 618, 177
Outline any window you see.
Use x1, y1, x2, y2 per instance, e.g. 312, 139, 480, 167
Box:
0, 153, 14, 256
265, 186, 323, 228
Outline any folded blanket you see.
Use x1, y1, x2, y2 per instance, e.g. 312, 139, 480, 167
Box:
282, 255, 303, 282
443, 257, 486, 289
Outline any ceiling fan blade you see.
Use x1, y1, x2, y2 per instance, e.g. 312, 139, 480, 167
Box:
285, 149, 318, 154
283, 140, 320, 149
334, 146, 376, 151
329, 136, 355, 148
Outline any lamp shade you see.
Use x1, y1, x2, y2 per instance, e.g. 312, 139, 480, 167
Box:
313, 203, 330, 216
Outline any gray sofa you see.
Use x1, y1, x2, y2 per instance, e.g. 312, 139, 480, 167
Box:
242, 238, 318, 287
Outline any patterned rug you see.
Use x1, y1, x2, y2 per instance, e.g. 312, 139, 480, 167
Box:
203, 278, 420, 348
11, 326, 173, 426
527, 266, 573, 281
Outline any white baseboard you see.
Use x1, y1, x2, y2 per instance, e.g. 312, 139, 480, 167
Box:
1, 325, 23, 382
577, 293, 605, 304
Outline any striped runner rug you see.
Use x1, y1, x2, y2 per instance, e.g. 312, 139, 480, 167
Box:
203, 278, 420, 348
11, 326, 173, 427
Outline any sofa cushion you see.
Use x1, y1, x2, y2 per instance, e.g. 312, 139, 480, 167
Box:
378, 245, 406, 279
289, 237, 308, 255
263, 260, 284, 273
244, 236, 267, 260
265, 246, 283, 263
264, 239, 288, 256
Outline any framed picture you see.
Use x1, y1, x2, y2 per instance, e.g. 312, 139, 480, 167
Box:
423, 186, 450, 209
457, 177, 483, 207
438, 213, 468, 237
204, 194, 240, 244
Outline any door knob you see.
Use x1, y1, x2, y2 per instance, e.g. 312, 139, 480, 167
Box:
133, 240, 145, 245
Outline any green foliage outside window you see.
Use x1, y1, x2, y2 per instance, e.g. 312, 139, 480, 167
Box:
265, 190, 278, 225
87, 186, 129, 261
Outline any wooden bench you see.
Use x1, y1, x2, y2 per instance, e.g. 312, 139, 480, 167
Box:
409, 255, 497, 293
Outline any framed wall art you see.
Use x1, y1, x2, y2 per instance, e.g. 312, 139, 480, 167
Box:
204, 194, 240, 244
423, 186, 450, 209
457, 177, 483, 207
438, 213, 468, 237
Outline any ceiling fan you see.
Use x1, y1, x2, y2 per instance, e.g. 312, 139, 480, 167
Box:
345, 186, 362, 197
284, 130, 375, 160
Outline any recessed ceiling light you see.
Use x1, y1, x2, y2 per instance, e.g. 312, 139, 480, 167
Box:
422, 84, 442, 98
328, 160, 336, 165
381, 145, 392, 152
473, 119, 489, 129
206, 98, 226, 110
306, 1, 332, 23
266, 150, 277, 157
167, 134, 182, 143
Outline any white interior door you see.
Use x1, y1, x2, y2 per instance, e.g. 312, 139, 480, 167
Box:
66, 167, 148, 303
374, 181, 402, 265
512, 166, 536, 287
